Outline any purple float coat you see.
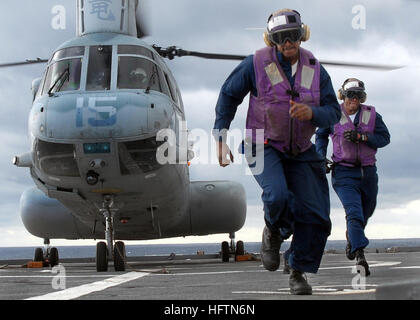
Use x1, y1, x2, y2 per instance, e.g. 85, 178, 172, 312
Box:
247, 46, 320, 155
331, 104, 377, 166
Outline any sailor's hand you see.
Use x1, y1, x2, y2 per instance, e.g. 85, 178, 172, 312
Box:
217, 141, 234, 167
344, 130, 358, 143
344, 130, 367, 143
289, 100, 313, 121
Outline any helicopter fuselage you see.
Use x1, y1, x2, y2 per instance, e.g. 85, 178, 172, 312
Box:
19, 33, 246, 241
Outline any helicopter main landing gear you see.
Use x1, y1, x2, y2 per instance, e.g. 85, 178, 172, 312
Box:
33, 238, 59, 267
221, 232, 245, 262
96, 240, 126, 272
96, 194, 127, 272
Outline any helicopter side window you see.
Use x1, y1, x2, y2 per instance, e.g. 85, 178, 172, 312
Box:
35, 70, 47, 99
86, 46, 112, 91
176, 88, 184, 111
157, 67, 171, 98
117, 56, 162, 92
42, 58, 82, 95
164, 73, 178, 103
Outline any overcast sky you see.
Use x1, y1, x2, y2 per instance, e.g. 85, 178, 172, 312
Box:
0, 0, 419, 247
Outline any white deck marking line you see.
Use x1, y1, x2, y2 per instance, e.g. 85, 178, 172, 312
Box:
232, 291, 284, 295
25, 271, 149, 300
391, 266, 420, 269
151, 261, 401, 277
318, 261, 401, 270
0, 275, 124, 278
277, 285, 378, 293
233, 288, 377, 296
316, 289, 377, 295
313, 284, 378, 288
160, 270, 247, 276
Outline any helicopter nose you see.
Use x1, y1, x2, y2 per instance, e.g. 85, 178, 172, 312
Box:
43, 92, 174, 140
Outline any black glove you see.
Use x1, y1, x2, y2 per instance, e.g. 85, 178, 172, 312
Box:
344, 130, 367, 143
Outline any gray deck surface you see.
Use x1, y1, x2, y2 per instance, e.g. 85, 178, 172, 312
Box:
1, 250, 419, 301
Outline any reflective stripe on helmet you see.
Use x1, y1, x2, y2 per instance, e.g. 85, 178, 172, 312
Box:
344, 80, 362, 91
268, 15, 288, 31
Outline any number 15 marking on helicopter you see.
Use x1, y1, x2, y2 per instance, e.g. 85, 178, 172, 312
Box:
76, 96, 117, 127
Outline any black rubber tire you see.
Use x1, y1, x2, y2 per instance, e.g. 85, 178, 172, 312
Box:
49, 247, 59, 267
221, 241, 229, 262
96, 241, 108, 272
235, 240, 245, 256
34, 248, 44, 262
113, 241, 126, 272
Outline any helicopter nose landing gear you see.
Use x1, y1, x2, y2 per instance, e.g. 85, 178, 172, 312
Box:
221, 233, 245, 262
96, 194, 127, 272
33, 238, 59, 267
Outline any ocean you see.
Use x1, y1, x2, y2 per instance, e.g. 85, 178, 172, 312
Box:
1, 238, 420, 261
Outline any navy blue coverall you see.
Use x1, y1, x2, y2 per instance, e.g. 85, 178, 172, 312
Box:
315, 111, 390, 253
213, 52, 341, 273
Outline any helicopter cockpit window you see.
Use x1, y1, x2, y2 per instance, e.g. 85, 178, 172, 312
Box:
51, 46, 85, 63
118, 45, 154, 59
42, 58, 82, 95
117, 56, 162, 91
86, 45, 112, 91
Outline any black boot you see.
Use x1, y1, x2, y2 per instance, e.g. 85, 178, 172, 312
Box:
289, 269, 312, 295
355, 249, 371, 277
260, 226, 282, 271
345, 231, 356, 260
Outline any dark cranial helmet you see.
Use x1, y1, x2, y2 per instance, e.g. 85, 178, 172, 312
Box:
263, 9, 310, 46
338, 78, 367, 103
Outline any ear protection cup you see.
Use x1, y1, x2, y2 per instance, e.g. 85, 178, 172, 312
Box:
263, 31, 275, 47
301, 24, 310, 42
338, 88, 344, 100
357, 79, 367, 103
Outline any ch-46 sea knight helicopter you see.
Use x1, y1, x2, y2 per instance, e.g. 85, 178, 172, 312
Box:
1, 0, 401, 272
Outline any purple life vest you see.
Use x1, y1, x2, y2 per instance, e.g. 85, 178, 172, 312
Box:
331, 104, 377, 166
246, 46, 321, 155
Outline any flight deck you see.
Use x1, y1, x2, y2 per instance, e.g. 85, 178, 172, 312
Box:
0, 249, 419, 301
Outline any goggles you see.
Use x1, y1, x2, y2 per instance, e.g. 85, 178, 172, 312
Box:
344, 90, 366, 100
269, 28, 303, 45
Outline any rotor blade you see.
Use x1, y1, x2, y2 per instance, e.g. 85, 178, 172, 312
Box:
153, 46, 404, 70
0, 58, 48, 68
319, 60, 404, 71
176, 49, 247, 61
152, 46, 247, 61
184, 51, 404, 70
